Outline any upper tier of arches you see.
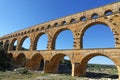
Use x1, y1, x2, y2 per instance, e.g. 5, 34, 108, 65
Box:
0, 2, 120, 39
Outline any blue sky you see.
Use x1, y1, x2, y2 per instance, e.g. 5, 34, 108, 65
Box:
0, 0, 117, 65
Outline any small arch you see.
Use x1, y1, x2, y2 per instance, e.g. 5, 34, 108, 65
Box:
80, 16, 87, 21
91, 13, 99, 19
47, 25, 51, 29
54, 23, 59, 27
24, 31, 27, 34
21, 32, 23, 35
18, 33, 20, 36
15, 53, 26, 68
31, 29, 34, 32
61, 21, 67, 25
70, 19, 76, 23
36, 28, 39, 31
104, 10, 113, 16
41, 27, 44, 30
27, 30, 30, 33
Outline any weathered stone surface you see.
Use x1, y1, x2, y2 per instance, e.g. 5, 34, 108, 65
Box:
0, 2, 120, 79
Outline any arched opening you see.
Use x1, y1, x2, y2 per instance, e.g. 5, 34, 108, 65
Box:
82, 24, 115, 49
70, 19, 76, 23
81, 54, 118, 79
10, 39, 17, 50
91, 13, 99, 19
54, 23, 59, 27
33, 33, 48, 50
104, 10, 113, 16
15, 53, 26, 68
62, 21, 67, 25
19, 36, 30, 50
55, 29, 74, 50
29, 54, 44, 70
47, 25, 51, 29
80, 16, 87, 21
50, 54, 72, 74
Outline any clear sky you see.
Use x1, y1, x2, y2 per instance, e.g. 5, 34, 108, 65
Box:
0, 0, 118, 65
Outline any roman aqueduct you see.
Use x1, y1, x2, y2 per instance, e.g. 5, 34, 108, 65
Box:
0, 1, 120, 79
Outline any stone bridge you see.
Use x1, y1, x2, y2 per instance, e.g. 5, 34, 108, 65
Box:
0, 1, 120, 79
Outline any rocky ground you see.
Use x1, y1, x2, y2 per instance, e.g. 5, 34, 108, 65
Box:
0, 69, 118, 80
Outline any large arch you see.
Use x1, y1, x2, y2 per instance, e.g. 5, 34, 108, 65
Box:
80, 21, 116, 48
46, 53, 72, 74
15, 53, 26, 68
53, 28, 74, 50
18, 36, 31, 50
33, 33, 48, 50
79, 53, 119, 79
26, 53, 44, 70
9, 38, 17, 50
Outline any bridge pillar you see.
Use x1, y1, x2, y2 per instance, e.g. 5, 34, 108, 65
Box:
74, 38, 82, 49
72, 63, 86, 77
116, 65, 120, 80
47, 36, 54, 50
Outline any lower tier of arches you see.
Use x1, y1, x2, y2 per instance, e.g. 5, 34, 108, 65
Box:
8, 48, 120, 79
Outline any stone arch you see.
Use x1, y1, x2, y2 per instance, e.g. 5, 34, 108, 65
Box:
26, 53, 44, 70
79, 53, 119, 78
80, 16, 87, 21
70, 19, 76, 23
54, 23, 59, 27
47, 25, 51, 29
15, 53, 26, 68
18, 36, 31, 50
9, 38, 17, 50
52, 28, 74, 50
36, 28, 39, 31
91, 13, 99, 19
48, 53, 72, 73
80, 21, 117, 48
33, 32, 48, 50
61, 21, 67, 25
104, 10, 113, 16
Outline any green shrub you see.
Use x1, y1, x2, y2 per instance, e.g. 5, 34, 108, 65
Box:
16, 68, 31, 75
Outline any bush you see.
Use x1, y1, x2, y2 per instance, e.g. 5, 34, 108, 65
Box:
0, 48, 12, 70
16, 68, 31, 75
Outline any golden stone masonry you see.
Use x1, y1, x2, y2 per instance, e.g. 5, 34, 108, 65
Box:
0, 2, 120, 79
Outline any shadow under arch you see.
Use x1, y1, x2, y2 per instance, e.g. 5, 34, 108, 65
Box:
52, 28, 74, 50
26, 53, 44, 70
15, 53, 26, 68
47, 53, 72, 74
80, 53, 119, 79
80, 22, 115, 48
